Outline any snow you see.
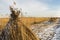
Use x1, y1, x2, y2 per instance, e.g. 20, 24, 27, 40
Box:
31, 19, 60, 40
52, 25, 60, 40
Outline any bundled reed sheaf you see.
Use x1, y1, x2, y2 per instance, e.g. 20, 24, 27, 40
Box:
0, 4, 40, 40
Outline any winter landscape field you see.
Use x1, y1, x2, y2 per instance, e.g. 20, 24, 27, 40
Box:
0, 17, 60, 40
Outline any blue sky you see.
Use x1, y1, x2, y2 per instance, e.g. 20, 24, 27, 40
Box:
0, 0, 60, 17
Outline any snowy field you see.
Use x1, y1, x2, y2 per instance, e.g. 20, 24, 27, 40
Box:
31, 19, 60, 40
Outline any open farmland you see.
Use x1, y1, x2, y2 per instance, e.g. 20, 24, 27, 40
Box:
0, 17, 49, 30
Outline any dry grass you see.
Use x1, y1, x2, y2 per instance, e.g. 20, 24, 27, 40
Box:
0, 17, 49, 30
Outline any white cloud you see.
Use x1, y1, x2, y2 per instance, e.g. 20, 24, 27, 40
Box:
0, 0, 60, 17
15, 0, 49, 17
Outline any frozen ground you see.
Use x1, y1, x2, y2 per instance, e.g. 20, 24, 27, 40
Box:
31, 19, 60, 40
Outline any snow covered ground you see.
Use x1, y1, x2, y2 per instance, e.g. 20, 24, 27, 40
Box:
52, 20, 60, 40
31, 19, 60, 40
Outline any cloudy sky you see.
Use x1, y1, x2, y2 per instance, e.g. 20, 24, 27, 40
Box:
0, 0, 60, 17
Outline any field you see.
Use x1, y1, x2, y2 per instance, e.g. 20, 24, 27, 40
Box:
0, 17, 49, 30
0, 17, 58, 40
